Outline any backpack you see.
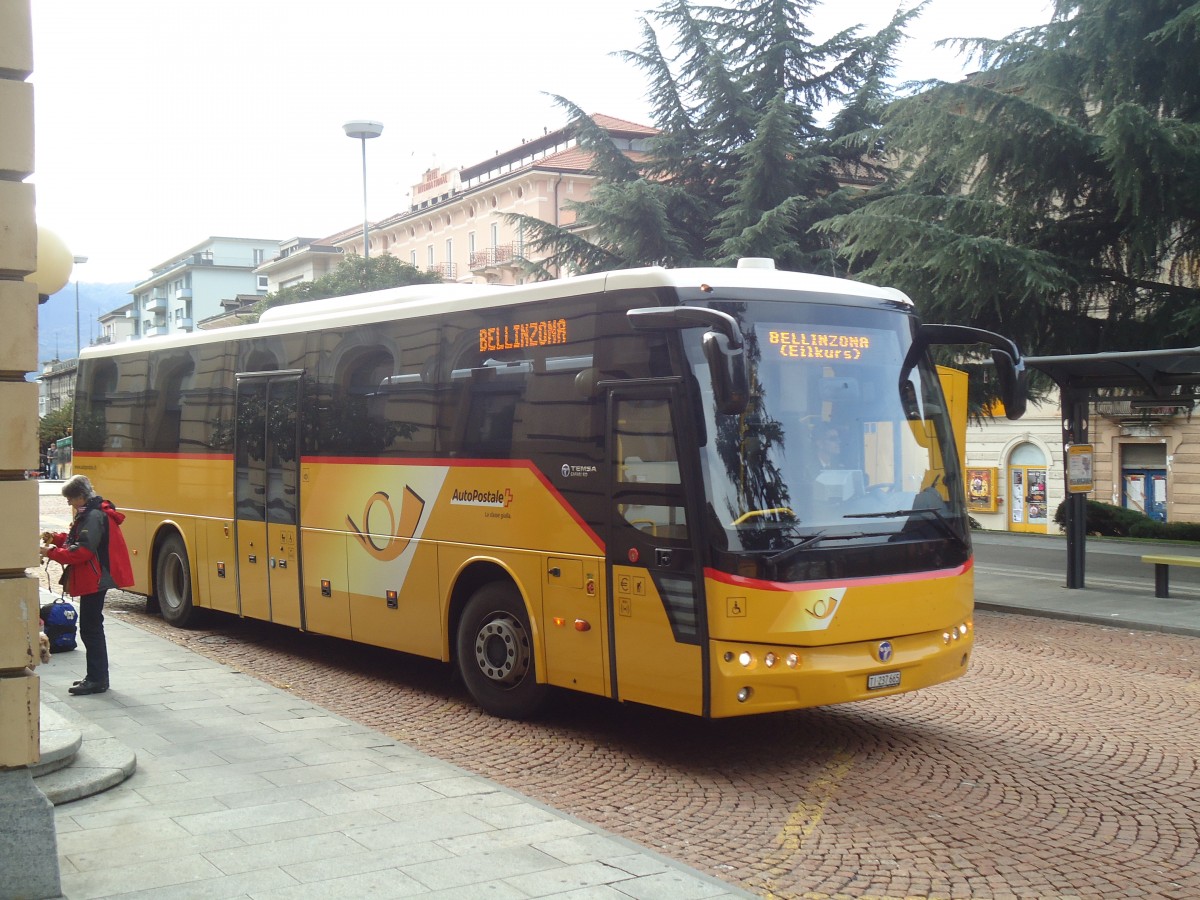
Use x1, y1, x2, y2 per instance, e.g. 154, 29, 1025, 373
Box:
40, 599, 78, 653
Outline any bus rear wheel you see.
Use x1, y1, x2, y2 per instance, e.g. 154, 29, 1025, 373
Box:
456, 583, 548, 719
155, 534, 196, 627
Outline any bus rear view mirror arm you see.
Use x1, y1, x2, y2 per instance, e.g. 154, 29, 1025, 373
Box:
628, 306, 749, 415
907, 323, 1028, 421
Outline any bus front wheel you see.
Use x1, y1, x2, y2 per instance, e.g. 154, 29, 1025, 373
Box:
155, 534, 196, 628
456, 583, 548, 719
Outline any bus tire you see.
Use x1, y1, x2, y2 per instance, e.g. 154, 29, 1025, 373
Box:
456, 582, 548, 720
155, 533, 196, 628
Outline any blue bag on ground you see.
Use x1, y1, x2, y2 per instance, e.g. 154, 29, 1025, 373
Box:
40, 598, 78, 652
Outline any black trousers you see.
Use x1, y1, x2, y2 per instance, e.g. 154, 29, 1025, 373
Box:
78, 589, 109, 684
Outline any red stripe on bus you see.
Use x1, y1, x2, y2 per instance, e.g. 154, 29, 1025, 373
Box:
305, 456, 532, 469
704, 558, 973, 592
73, 451, 232, 461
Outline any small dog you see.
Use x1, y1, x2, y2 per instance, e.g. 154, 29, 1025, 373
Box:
38, 629, 52, 664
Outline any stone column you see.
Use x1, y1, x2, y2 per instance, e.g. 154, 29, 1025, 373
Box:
0, 0, 62, 896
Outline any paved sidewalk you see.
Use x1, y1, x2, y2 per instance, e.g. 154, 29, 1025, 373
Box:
42, 615, 751, 900
975, 575, 1200, 636
973, 534, 1200, 638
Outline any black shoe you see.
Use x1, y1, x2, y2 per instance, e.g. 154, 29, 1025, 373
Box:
69, 679, 109, 695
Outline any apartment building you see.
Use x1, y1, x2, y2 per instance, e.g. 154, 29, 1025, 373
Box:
96, 302, 135, 345
36, 357, 75, 417
254, 236, 345, 295
332, 114, 655, 286
129, 237, 280, 338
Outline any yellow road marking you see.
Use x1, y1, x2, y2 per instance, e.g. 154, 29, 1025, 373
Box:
748, 750, 854, 898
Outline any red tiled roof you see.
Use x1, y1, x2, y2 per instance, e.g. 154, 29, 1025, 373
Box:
589, 113, 658, 136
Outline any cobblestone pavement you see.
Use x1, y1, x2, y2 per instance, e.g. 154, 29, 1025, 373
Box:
34, 522, 1199, 899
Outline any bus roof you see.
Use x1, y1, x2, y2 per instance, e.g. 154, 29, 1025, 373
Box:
79, 262, 913, 361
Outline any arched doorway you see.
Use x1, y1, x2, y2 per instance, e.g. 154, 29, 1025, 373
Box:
1008, 442, 1048, 533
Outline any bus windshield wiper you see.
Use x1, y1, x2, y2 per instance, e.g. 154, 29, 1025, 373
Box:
844, 507, 968, 550
765, 530, 829, 569
764, 529, 878, 571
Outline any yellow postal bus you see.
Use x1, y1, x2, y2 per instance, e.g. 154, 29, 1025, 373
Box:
72, 260, 1025, 718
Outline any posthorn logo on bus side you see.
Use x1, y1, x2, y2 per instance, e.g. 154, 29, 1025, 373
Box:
876, 640, 894, 663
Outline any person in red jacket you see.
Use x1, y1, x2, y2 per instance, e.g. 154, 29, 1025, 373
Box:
40, 475, 134, 695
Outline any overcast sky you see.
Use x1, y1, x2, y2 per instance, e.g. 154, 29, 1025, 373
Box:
31, 0, 1054, 283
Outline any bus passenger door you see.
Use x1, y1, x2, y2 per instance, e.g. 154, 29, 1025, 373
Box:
234, 373, 303, 627
607, 388, 706, 716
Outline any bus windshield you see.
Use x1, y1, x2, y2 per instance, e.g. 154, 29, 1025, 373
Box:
686, 298, 968, 579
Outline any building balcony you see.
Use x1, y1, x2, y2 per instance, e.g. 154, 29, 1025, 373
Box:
176, 287, 193, 300
469, 244, 520, 271
145, 297, 167, 313
1094, 399, 1195, 420
178, 318, 194, 331
144, 325, 169, 338
427, 262, 458, 281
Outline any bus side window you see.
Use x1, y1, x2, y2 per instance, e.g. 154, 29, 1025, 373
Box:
615, 398, 688, 541
76, 359, 118, 452
146, 354, 195, 453
618, 399, 681, 485
457, 367, 526, 458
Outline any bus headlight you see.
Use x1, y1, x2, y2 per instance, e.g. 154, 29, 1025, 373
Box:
737, 687, 753, 703
764, 652, 777, 668
786, 653, 799, 668
738, 651, 752, 667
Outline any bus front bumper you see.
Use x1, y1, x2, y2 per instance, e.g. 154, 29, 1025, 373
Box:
707, 619, 974, 718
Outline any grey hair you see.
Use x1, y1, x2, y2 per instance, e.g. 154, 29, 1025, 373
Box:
61, 475, 97, 501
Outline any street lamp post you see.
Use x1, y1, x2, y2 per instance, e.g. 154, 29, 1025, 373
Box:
342, 120, 384, 262
72, 255, 88, 358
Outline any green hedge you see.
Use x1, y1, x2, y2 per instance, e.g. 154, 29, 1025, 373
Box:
1129, 520, 1200, 541
1053, 499, 1148, 536
1053, 499, 1200, 541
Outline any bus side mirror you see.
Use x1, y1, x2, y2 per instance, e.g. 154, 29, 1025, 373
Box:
628, 306, 749, 415
910, 323, 1028, 421
989, 347, 1028, 420
702, 330, 748, 415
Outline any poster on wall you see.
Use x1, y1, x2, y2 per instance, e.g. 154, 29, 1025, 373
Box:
1027, 470, 1048, 523
1125, 474, 1146, 514
1067, 444, 1094, 493
967, 467, 998, 512
1011, 470, 1024, 524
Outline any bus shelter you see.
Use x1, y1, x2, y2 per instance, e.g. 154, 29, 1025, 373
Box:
1025, 347, 1200, 588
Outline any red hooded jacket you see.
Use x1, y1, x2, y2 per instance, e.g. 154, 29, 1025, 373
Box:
45, 498, 135, 597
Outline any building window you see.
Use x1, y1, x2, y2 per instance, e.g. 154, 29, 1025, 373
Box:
491, 223, 499, 248
411, 250, 417, 267
445, 239, 453, 264
468, 232, 476, 254
253, 248, 265, 265
257, 275, 269, 291
427, 246, 434, 269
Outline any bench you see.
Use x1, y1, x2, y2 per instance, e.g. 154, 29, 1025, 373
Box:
1140, 554, 1200, 598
